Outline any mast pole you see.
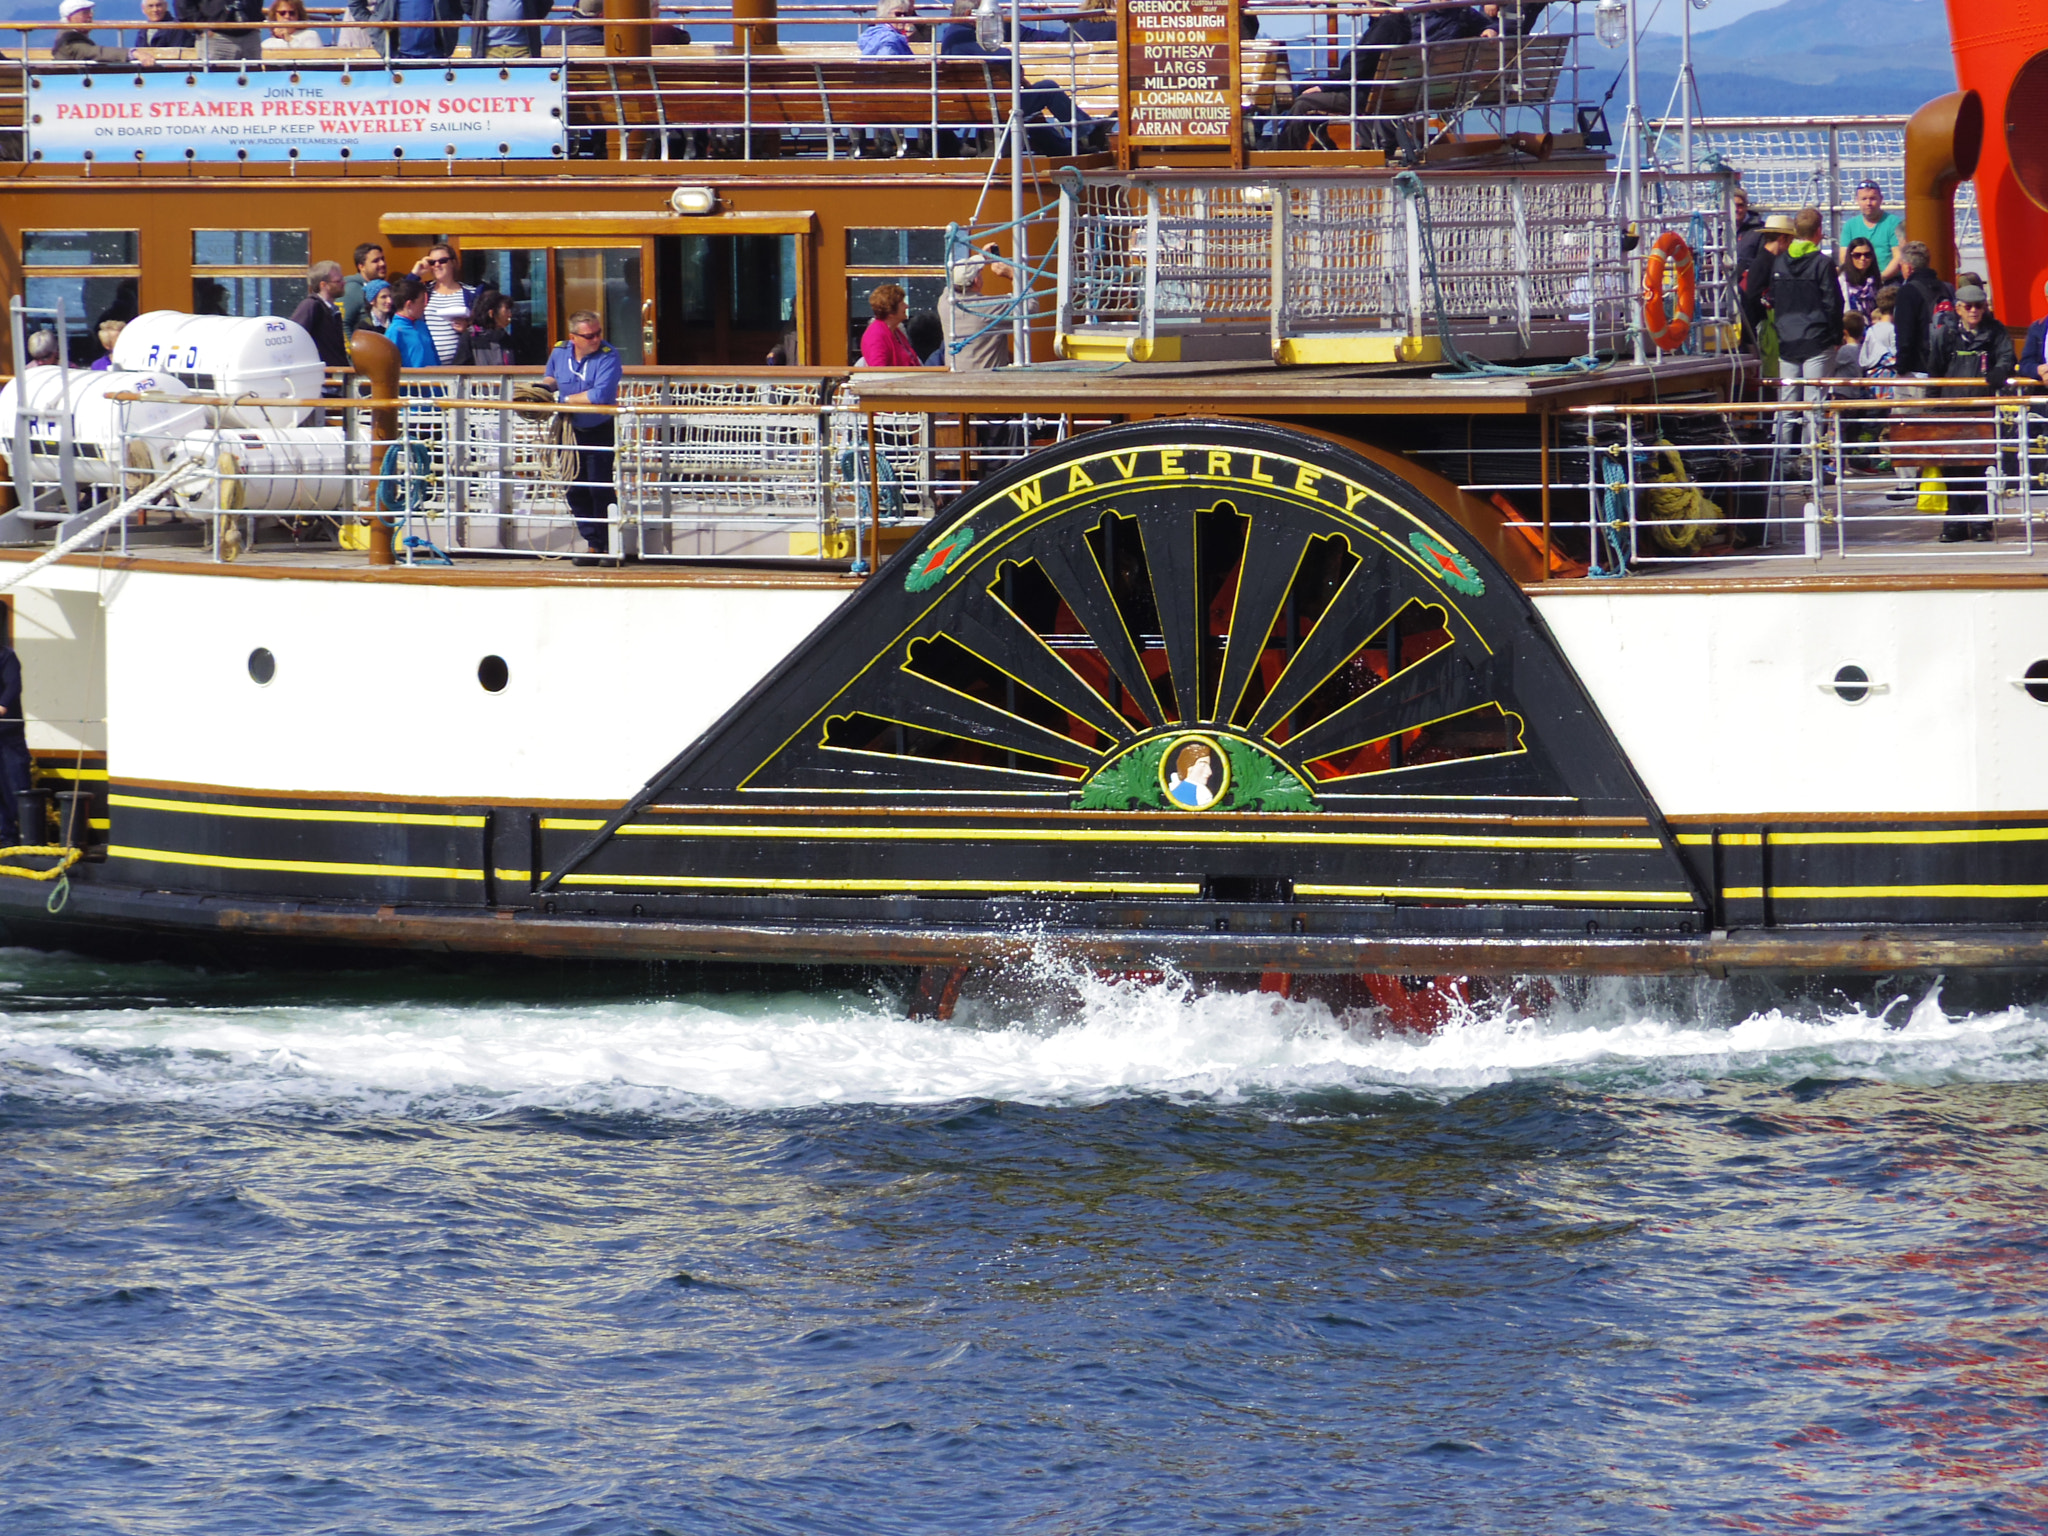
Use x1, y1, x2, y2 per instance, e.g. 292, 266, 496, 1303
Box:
1625, 0, 1645, 364
1010, 0, 1027, 363
1680, 0, 1694, 175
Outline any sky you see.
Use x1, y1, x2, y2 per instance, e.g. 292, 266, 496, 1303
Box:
1642, 0, 1823, 32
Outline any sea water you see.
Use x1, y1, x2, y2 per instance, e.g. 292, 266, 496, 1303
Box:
3, 949, 2046, 1534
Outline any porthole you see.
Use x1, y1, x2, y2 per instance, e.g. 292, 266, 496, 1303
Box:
2025, 660, 2048, 704
478, 655, 509, 693
1832, 664, 1870, 704
247, 647, 275, 686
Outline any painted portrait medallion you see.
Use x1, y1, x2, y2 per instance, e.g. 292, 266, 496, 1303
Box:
1158, 734, 1229, 811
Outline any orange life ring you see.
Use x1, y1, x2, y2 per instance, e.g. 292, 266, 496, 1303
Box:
1643, 230, 1696, 351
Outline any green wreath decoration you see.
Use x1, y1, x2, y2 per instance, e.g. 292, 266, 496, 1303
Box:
904, 524, 976, 593
1407, 530, 1486, 597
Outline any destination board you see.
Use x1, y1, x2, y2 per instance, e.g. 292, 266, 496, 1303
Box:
1119, 0, 1240, 148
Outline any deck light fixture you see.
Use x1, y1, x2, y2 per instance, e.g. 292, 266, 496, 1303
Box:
1595, 0, 1628, 47
669, 185, 718, 215
973, 0, 1002, 53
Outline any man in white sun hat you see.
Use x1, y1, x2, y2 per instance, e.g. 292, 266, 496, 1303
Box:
54, 0, 154, 61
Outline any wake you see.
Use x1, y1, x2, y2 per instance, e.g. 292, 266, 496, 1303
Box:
0, 947, 2044, 1117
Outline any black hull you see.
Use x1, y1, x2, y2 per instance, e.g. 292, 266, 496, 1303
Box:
23, 419, 2048, 978
6, 873, 2048, 979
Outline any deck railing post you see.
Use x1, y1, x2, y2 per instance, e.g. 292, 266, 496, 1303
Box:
1142, 185, 1161, 357
1270, 183, 1287, 360
2022, 397, 2037, 555
8, 298, 33, 521
1402, 189, 1423, 343
1056, 184, 1075, 343
1511, 179, 1532, 349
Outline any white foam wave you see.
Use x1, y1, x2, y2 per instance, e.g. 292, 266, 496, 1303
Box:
1, 963, 2044, 1117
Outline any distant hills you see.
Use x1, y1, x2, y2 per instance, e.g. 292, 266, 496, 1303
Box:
1629, 0, 1956, 117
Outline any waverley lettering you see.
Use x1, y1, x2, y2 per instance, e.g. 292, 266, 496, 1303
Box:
29, 69, 563, 163
1003, 447, 1390, 525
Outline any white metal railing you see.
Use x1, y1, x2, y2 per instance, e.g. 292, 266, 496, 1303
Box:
33, 370, 1086, 568
1058, 168, 1738, 362
1425, 384, 2048, 574
9, 369, 2046, 578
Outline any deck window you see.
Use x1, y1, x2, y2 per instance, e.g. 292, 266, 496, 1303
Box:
19, 231, 140, 366
845, 228, 952, 364
556, 248, 644, 366
191, 230, 311, 320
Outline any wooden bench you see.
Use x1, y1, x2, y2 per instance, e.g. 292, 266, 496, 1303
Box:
1370, 34, 1571, 118
567, 56, 1013, 134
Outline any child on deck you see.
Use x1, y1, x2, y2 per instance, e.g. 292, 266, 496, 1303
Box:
1859, 289, 1904, 484
1861, 287, 1899, 377
1833, 312, 1869, 380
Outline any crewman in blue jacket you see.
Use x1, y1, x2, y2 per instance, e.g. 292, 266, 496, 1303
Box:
544, 311, 624, 559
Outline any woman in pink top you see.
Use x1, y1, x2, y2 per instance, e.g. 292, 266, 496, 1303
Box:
860, 283, 923, 367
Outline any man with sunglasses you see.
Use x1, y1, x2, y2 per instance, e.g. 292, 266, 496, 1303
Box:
1840, 180, 1905, 283
1926, 283, 2016, 543
545, 311, 623, 560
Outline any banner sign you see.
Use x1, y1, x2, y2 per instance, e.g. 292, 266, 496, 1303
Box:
1119, 0, 1240, 148
28, 66, 565, 163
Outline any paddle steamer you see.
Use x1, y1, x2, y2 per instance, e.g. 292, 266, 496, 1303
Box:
2, 0, 2047, 989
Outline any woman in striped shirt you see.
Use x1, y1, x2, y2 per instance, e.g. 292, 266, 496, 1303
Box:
412, 242, 477, 364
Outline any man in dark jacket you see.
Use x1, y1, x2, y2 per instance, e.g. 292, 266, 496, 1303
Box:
1891, 241, 1952, 377
1278, 3, 1492, 152
2022, 277, 2048, 387
134, 0, 181, 46
1742, 205, 1843, 458
0, 639, 30, 845
290, 261, 350, 370
342, 242, 386, 335
395, 0, 460, 58
1731, 185, 1767, 269
1485, 1, 1547, 33
1926, 283, 2017, 542
545, 0, 603, 46
466, 0, 551, 58
175, 0, 261, 59
937, 0, 1096, 154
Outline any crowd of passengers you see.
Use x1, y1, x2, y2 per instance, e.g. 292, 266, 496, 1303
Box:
1728, 178, 2048, 542
39, 0, 1551, 148
41, 0, 674, 63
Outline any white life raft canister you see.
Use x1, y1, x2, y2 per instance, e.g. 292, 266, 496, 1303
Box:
172, 426, 351, 513
112, 312, 324, 429
0, 369, 206, 489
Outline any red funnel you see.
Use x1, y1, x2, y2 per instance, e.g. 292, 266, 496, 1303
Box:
1945, 1, 2048, 326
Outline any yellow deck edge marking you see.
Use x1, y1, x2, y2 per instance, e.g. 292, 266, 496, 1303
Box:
554, 874, 1202, 895
545, 820, 1661, 853
1768, 828, 2048, 847
110, 794, 486, 830
1762, 883, 2048, 900
108, 845, 482, 881
1295, 883, 1696, 905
